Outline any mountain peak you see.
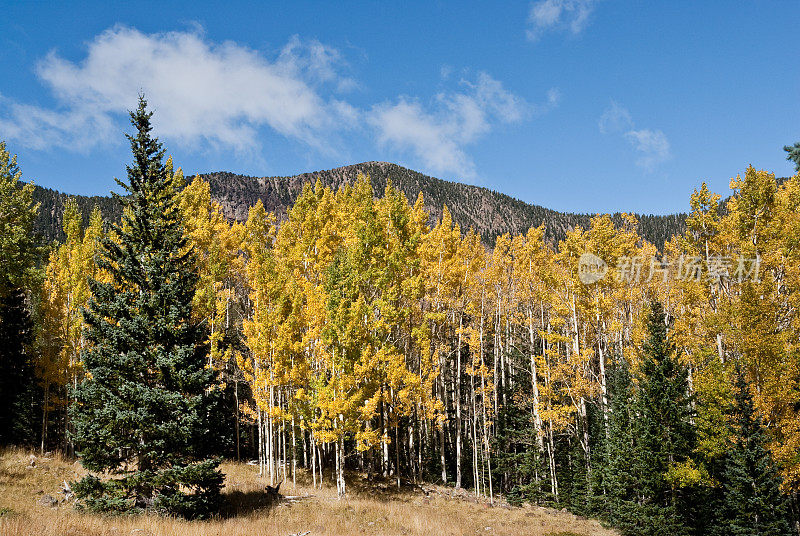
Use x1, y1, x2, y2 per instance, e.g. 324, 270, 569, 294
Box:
30, 163, 686, 248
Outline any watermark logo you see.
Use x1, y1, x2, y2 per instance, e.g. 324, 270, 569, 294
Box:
578, 253, 608, 284
578, 253, 760, 285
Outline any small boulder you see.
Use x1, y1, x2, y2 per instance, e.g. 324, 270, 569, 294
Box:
39, 494, 58, 508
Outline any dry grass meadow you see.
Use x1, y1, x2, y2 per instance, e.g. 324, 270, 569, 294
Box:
0, 448, 617, 536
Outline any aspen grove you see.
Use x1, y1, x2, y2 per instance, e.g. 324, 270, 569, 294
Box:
6, 121, 800, 529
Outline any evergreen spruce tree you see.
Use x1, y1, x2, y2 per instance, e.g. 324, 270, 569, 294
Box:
637, 302, 695, 492
784, 141, 800, 172
620, 301, 696, 536
0, 141, 40, 297
0, 289, 39, 445
70, 97, 223, 519
0, 141, 42, 447
594, 356, 638, 529
715, 367, 792, 536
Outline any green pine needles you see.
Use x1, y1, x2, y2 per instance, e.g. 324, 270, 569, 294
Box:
784, 141, 800, 172
69, 96, 223, 519
716, 367, 792, 536
591, 301, 697, 536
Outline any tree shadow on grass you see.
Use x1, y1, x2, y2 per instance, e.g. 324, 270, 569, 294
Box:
344, 473, 425, 502
219, 488, 282, 518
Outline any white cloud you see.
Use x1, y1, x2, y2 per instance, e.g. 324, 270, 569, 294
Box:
599, 101, 671, 171
526, 0, 598, 41
545, 87, 561, 108
0, 26, 356, 153
0, 26, 545, 180
369, 98, 473, 177
0, 94, 114, 151
278, 35, 358, 93
368, 73, 555, 179
598, 100, 632, 134
625, 129, 670, 171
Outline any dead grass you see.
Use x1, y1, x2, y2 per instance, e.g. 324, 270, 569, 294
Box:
0, 448, 617, 536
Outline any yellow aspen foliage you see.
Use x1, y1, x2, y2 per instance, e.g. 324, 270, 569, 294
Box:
178, 175, 245, 367
37, 200, 106, 447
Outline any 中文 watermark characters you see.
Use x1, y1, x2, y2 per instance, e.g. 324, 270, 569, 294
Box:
578, 253, 760, 285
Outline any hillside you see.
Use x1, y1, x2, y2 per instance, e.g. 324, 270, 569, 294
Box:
31, 161, 686, 247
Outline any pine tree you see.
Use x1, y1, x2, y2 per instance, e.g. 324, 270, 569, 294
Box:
592, 355, 637, 526
629, 301, 696, 536
716, 367, 792, 536
784, 142, 800, 172
0, 141, 40, 297
70, 97, 223, 519
0, 289, 39, 445
0, 140, 42, 447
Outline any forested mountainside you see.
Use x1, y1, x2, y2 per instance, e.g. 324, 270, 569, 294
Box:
31, 161, 686, 247
31, 184, 123, 243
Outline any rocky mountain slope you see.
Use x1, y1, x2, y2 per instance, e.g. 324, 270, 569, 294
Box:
31, 161, 686, 248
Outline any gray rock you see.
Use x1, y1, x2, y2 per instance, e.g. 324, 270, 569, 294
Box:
39, 494, 58, 507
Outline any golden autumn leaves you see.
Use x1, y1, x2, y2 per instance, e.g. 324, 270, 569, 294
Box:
38, 164, 800, 497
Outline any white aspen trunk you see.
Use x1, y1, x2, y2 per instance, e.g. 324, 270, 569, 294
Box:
687, 365, 697, 425
312, 432, 317, 489
471, 369, 480, 497
544, 345, 558, 501
493, 296, 501, 418
41, 385, 49, 455
423, 416, 430, 481
439, 422, 447, 484
396, 424, 401, 488
455, 313, 463, 489
479, 284, 487, 497
486, 432, 494, 505
257, 408, 264, 477
281, 406, 287, 485
480, 347, 492, 501
234, 379, 241, 461
571, 294, 579, 358
547, 419, 558, 501
580, 396, 591, 478
503, 313, 511, 402
383, 404, 390, 477
336, 416, 346, 498
318, 442, 324, 487
529, 307, 545, 452
409, 417, 416, 483
292, 415, 297, 491
598, 315, 609, 437
268, 384, 275, 485
417, 417, 423, 483
439, 351, 448, 485
336, 436, 344, 497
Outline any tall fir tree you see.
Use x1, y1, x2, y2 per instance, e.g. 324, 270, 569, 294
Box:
0, 141, 42, 447
0, 141, 40, 296
784, 142, 800, 172
70, 97, 223, 519
591, 355, 637, 528
0, 289, 39, 445
715, 367, 792, 536
637, 301, 695, 495
616, 301, 697, 536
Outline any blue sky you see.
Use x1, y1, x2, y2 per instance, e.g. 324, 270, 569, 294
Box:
0, 1, 798, 214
